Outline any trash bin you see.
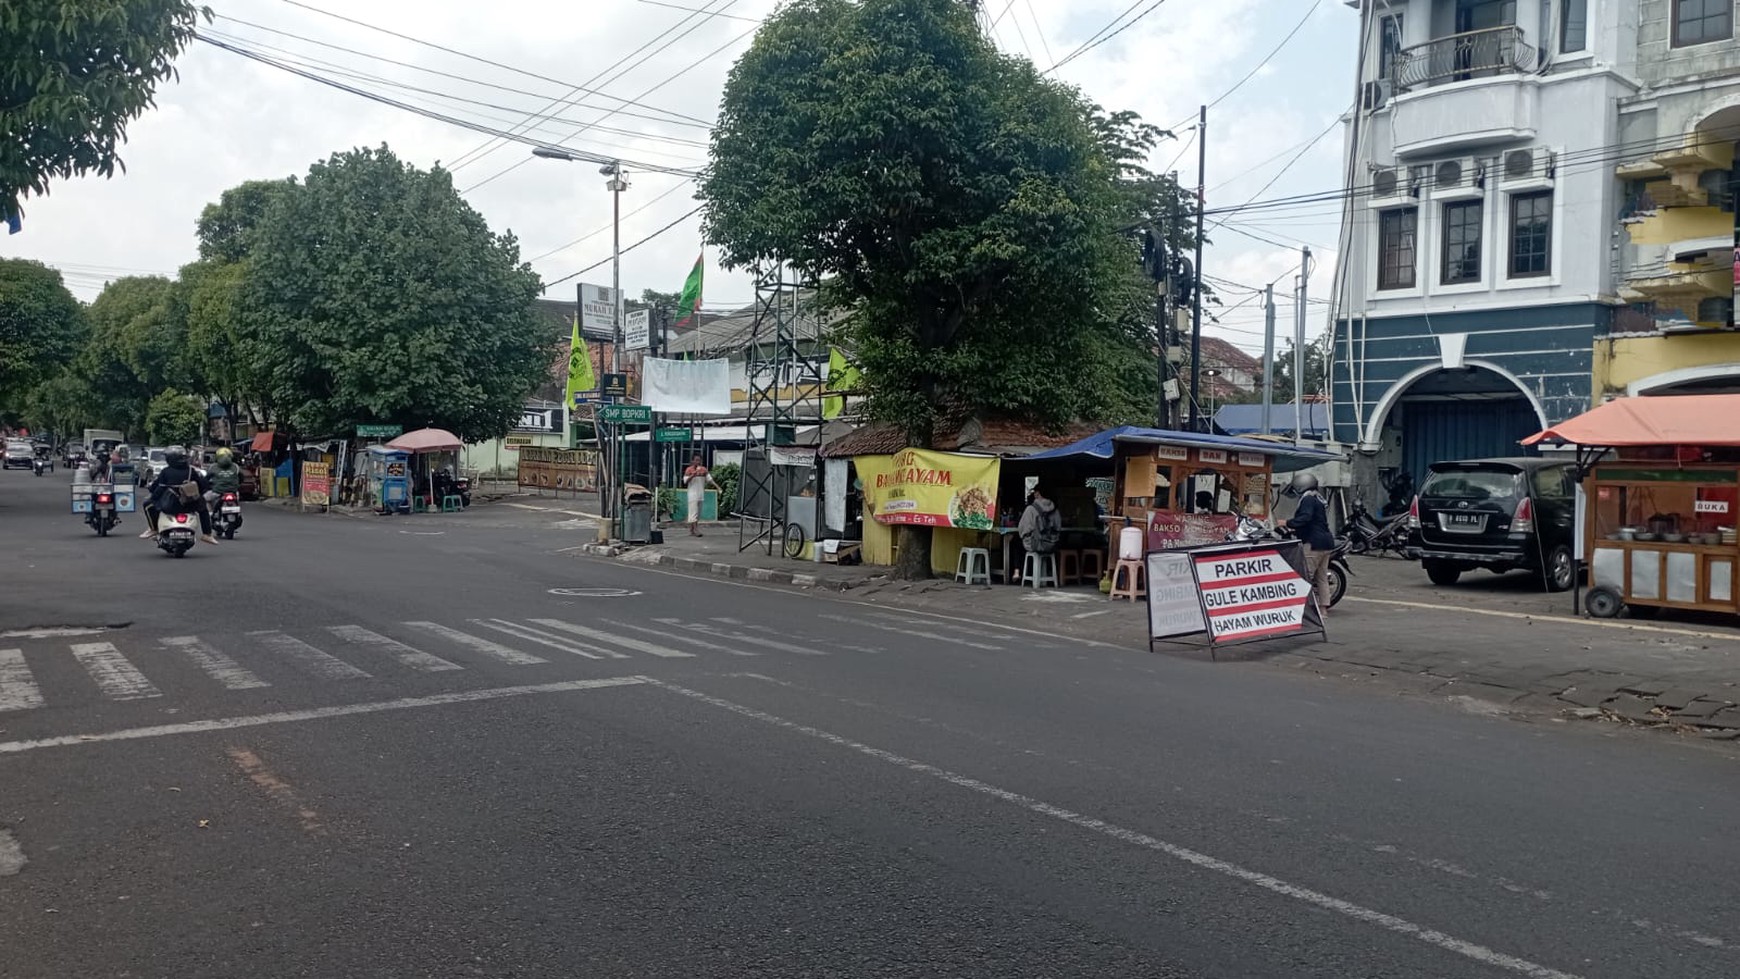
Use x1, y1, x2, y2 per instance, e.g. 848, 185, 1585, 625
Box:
622, 484, 654, 544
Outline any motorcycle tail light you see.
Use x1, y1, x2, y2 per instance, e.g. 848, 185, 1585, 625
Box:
96, 494, 112, 504
223, 493, 237, 502
175, 513, 190, 524
1407, 495, 1420, 531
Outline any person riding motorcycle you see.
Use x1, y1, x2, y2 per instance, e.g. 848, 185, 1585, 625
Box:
143, 448, 218, 544
209, 448, 243, 497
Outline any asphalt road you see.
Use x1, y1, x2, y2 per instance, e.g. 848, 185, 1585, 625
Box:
2, 467, 1737, 979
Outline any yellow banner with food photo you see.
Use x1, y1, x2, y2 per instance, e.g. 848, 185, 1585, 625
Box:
858, 449, 1001, 529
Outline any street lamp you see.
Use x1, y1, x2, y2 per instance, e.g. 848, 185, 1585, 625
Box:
1203, 368, 1222, 427
532, 148, 630, 373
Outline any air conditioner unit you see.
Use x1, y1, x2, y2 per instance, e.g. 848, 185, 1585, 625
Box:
1435, 158, 1467, 189
1371, 166, 1401, 199
1502, 147, 1557, 183
1362, 79, 1393, 110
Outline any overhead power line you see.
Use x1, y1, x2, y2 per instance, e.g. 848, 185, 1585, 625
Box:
273, 0, 714, 128
195, 34, 701, 177
1049, 0, 1168, 72
526, 180, 695, 265
544, 205, 707, 289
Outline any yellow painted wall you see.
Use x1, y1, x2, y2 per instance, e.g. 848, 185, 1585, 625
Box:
855, 511, 984, 574
862, 513, 893, 565
1593, 333, 1740, 399
1624, 203, 1732, 246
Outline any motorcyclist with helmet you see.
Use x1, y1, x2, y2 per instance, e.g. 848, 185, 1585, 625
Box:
143, 447, 218, 544
1284, 472, 1335, 612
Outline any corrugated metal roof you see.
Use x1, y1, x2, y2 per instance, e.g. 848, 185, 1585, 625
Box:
664, 291, 847, 358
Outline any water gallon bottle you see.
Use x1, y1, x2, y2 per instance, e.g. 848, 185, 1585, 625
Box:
1118, 524, 1145, 561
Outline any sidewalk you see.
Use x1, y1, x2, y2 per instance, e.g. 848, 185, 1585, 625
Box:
583, 531, 1740, 741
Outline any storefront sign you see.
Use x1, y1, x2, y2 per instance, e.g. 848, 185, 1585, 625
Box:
357, 424, 402, 438
1193, 547, 1313, 642
624, 308, 651, 350
1197, 448, 1228, 465
1145, 552, 1207, 639
1237, 453, 1266, 468
514, 407, 564, 434
1154, 445, 1190, 462
302, 462, 332, 505
504, 435, 534, 450
517, 447, 600, 492
1148, 510, 1237, 549
579, 283, 616, 340
1696, 499, 1730, 514
858, 449, 1001, 530
769, 446, 817, 468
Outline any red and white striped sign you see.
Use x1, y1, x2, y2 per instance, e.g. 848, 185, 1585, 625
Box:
1192, 549, 1311, 642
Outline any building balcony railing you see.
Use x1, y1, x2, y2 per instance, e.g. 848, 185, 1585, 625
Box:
1391, 26, 1538, 92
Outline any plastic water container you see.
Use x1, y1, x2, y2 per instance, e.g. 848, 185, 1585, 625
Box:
1118, 525, 1145, 561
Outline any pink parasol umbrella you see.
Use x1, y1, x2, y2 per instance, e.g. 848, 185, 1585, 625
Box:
384, 428, 462, 453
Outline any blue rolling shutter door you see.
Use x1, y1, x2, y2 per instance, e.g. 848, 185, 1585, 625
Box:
1401, 398, 1540, 488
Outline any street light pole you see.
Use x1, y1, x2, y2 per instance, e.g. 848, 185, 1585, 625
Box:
606, 161, 628, 374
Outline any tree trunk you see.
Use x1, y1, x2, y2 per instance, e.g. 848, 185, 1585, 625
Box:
893, 524, 933, 580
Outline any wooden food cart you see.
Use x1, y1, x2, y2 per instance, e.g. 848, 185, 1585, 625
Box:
1524, 394, 1740, 619
1111, 430, 1342, 549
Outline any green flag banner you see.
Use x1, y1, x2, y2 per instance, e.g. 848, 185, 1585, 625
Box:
675, 254, 704, 330
823, 346, 861, 420
565, 314, 596, 407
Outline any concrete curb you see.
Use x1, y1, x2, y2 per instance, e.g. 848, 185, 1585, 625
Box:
576, 544, 859, 590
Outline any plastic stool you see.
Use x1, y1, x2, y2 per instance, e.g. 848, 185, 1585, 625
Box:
1057, 549, 1083, 585
441, 494, 465, 512
954, 547, 992, 585
1079, 548, 1106, 583
1110, 559, 1146, 601
1022, 552, 1059, 589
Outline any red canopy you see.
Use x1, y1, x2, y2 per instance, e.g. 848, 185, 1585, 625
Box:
249, 431, 278, 452
1524, 394, 1740, 448
385, 427, 462, 453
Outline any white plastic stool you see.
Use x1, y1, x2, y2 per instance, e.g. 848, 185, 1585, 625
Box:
955, 547, 992, 585
1022, 552, 1059, 589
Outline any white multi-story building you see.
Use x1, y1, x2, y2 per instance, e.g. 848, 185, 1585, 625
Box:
1332, 0, 1740, 495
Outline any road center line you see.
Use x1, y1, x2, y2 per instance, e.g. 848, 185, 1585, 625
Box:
0, 677, 646, 754
647, 677, 1583, 979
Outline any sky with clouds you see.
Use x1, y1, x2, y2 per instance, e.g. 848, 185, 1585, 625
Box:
4, 0, 1356, 354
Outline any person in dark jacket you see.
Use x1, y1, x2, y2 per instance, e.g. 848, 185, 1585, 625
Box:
1285, 472, 1335, 611
143, 448, 217, 543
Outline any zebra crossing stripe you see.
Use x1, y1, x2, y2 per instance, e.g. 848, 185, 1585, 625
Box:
528, 619, 697, 659
70, 642, 163, 700
599, 619, 759, 656
401, 622, 547, 665
472, 619, 614, 660
653, 619, 824, 656
0, 649, 44, 711
328, 626, 462, 672
248, 631, 371, 681
160, 636, 271, 690
817, 614, 1004, 651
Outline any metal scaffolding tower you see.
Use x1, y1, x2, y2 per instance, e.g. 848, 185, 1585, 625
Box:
737, 264, 825, 556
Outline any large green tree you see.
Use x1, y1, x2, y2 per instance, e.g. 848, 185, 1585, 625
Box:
239, 145, 546, 440
700, 0, 1164, 574
0, 259, 87, 419
195, 178, 297, 264
1, 0, 205, 224
82, 275, 180, 433
144, 389, 206, 445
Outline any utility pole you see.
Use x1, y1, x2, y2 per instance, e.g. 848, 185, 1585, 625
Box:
1295, 245, 1311, 447
1260, 284, 1276, 437
606, 162, 629, 373
1187, 105, 1207, 433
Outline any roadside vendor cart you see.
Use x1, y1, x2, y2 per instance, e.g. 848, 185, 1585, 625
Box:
1525, 394, 1740, 619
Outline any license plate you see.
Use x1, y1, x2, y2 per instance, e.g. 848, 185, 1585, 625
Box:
1440, 512, 1486, 533
222, 506, 241, 514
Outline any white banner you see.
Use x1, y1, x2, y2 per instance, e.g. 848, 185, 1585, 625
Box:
580, 284, 616, 340
643, 357, 730, 415
625, 308, 651, 350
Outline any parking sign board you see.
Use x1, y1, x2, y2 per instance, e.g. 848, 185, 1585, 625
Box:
1192, 548, 1313, 642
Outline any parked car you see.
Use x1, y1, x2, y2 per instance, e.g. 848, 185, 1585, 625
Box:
1408, 458, 1578, 591
3, 440, 34, 470
138, 446, 171, 485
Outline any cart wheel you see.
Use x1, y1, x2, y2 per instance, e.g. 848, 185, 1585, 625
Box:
782, 522, 806, 560
1585, 585, 1625, 619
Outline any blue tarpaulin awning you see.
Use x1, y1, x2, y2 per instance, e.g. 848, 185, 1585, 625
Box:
1213, 403, 1330, 439
1022, 425, 1343, 473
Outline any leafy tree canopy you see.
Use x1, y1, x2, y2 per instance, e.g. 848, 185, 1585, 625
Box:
1, 0, 205, 223
81, 275, 181, 433
144, 389, 207, 445
196, 178, 297, 264
0, 259, 87, 416
701, 0, 1180, 445
238, 145, 546, 441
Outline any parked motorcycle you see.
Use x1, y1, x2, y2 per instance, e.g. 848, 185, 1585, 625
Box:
1343, 498, 1411, 558
433, 468, 471, 508
215, 491, 243, 539
1229, 514, 1352, 608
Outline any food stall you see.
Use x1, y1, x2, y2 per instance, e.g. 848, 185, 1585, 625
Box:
1524, 394, 1740, 619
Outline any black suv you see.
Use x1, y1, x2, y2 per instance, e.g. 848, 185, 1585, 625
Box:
1408, 458, 1577, 591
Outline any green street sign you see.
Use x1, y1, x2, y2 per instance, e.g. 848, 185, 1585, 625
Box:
654, 426, 694, 443
357, 424, 403, 438
598, 404, 653, 425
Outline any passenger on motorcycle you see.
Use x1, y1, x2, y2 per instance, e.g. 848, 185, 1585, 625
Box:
143, 448, 218, 544
209, 448, 242, 497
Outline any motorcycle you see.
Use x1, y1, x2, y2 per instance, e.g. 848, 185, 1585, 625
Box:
86, 488, 119, 537
1343, 498, 1411, 558
215, 491, 243, 539
155, 494, 212, 558
433, 468, 471, 508
31, 456, 51, 476
1229, 514, 1352, 608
